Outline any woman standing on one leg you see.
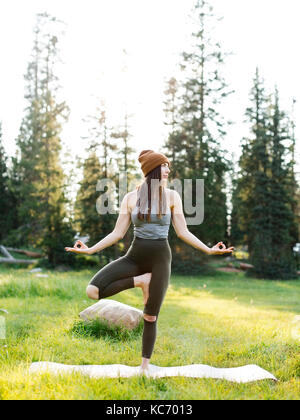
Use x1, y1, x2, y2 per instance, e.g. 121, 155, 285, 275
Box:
65, 150, 234, 371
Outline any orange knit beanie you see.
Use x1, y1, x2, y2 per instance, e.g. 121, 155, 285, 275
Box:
138, 150, 170, 177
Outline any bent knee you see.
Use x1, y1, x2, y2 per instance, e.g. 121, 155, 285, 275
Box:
143, 314, 157, 322
86, 285, 99, 300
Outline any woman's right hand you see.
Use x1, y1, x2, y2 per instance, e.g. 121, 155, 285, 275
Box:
65, 240, 92, 255
210, 242, 234, 255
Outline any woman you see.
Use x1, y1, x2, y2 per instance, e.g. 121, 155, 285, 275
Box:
65, 149, 234, 371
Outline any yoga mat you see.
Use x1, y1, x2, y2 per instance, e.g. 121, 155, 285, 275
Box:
29, 362, 277, 383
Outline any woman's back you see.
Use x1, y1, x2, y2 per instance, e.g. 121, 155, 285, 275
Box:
129, 188, 172, 240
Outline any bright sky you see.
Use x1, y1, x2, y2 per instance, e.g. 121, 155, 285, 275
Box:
0, 0, 299, 176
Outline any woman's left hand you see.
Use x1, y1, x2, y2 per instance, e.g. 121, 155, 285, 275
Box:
210, 242, 235, 255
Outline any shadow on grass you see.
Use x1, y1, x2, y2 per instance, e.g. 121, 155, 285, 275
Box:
69, 318, 144, 343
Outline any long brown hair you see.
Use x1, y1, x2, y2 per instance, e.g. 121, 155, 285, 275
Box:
135, 164, 168, 222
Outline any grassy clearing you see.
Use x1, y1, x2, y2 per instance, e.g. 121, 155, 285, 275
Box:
0, 265, 299, 400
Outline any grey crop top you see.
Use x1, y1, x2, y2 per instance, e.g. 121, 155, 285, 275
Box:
131, 201, 171, 239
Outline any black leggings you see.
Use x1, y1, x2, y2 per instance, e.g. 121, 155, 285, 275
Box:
88, 235, 172, 359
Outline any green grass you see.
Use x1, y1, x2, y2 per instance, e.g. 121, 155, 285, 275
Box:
0, 264, 299, 400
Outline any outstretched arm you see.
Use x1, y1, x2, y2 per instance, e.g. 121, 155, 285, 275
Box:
170, 190, 234, 256
65, 193, 132, 255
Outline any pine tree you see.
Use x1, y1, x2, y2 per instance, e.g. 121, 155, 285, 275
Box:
75, 144, 108, 261
0, 124, 21, 244
111, 113, 137, 174
259, 87, 297, 278
229, 171, 244, 246
286, 98, 300, 243
163, 77, 184, 178
162, 0, 234, 271
247, 69, 272, 263
76, 103, 123, 263
83, 103, 118, 178
14, 12, 75, 266
232, 69, 298, 279
231, 68, 269, 250
111, 112, 139, 252
0, 122, 10, 241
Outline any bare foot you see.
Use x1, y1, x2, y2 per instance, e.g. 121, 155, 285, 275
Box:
134, 273, 151, 305
138, 365, 150, 377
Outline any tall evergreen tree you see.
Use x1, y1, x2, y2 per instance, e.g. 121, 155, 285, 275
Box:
76, 103, 122, 263
258, 87, 297, 278
0, 123, 11, 241
286, 98, 300, 242
231, 70, 298, 279
163, 77, 183, 178
0, 124, 21, 244
14, 12, 75, 266
111, 113, 137, 175
231, 68, 270, 249
111, 113, 139, 251
228, 157, 244, 246
75, 142, 113, 262
82, 104, 118, 178
163, 0, 234, 270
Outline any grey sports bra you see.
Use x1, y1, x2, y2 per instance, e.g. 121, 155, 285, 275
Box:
131, 200, 171, 239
